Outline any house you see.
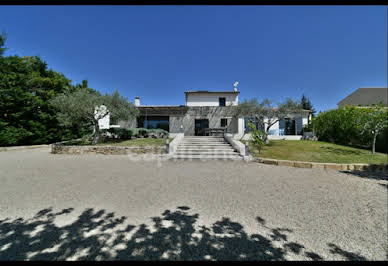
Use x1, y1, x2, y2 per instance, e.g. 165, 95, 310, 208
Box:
337, 87, 388, 107
119, 86, 310, 140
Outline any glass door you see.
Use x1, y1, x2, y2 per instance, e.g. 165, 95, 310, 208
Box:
194, 119, 209, 136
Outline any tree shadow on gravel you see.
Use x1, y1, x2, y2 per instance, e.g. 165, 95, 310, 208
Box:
0, 206, 365, 261
327, 244, 367, 261
340, 170, 388, 181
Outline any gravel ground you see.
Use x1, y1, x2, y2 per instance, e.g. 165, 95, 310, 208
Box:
0, 148, 387, 261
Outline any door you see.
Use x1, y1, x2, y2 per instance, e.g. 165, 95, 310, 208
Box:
195, 119, 209, 136
285, 118, 296, 135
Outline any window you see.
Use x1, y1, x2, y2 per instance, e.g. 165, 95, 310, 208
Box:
244, 117, 263, 132
137, 116, 169, 131
279, 118, 298, 135
220, 118, 228, 127
219, 97, 226, 107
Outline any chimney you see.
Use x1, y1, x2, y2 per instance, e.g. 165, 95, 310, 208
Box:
134, 96, 140, 107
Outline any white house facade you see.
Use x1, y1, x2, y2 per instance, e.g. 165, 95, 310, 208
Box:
116, 88, 310, 140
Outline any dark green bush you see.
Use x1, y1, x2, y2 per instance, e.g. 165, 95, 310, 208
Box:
301, 121, 313, 135
152, 128, 169, 138
376, 127, 388, 154
102, 128, 168, 140
107, 128, 133, 140
313, 106, 386, 151
0, 126, 33, 146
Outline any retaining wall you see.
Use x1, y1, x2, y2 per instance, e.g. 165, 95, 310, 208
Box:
51, 143, 166, 155
254, 157, 388, 172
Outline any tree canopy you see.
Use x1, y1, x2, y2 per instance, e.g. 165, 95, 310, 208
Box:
313, 104, 388, 153
50, 88, 139, 144
0, 35, 96, 146
0, 53, 80, 145
233, 97, 303, 141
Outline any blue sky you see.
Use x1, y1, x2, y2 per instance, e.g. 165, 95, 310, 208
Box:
1, 5, 386, 112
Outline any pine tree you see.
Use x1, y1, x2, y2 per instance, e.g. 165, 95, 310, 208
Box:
0, 32, 6, 56
300, 94, 316, 118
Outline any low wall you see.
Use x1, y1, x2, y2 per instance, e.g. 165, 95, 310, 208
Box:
51, 143, 166, 155
0, 144, 50, 152
224, 133, 247, 157
168, 133, 184, 155
238, 133, 302, 141
254, 157, 388, 172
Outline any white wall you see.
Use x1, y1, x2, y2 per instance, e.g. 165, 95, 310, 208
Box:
236, 113, 310, 136
239, 133, 302, 141
186, 93, 238, 106
98, 115, 110, 129
95, 105, 110, 129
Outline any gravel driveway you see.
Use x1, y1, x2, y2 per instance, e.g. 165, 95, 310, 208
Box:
0, 148, 387, 260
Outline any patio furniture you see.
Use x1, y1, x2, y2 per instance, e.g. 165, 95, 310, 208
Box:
203, 128, 226, 137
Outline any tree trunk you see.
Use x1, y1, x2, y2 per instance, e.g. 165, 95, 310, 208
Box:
264, 130, 269, 144
92, 122, 100, 145
372, 131, 377, 154
239, 133, 246, 142
295, 119, 297, 135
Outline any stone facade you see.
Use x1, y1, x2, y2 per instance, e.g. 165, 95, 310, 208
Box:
119, 106, 239, 136
52, 143, 166, 155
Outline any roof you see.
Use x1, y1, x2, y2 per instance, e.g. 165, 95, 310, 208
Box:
184, 90, 240, 94
137, 105, 188, 115
338, 87, 388, 107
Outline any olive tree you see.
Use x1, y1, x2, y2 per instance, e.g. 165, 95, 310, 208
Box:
233, 98, 303, 142
50, 88, 139, 144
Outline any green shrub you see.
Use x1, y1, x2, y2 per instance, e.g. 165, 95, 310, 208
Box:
313, 106, 365, 146
151, 128, 169, 138
376, 127, 388, 153
81, 134, 93, 144
247, 121, 266, 154
0, 126, 33, 146
107, 128, 133, 140
138, 128, 148, 138
302, 121, 313, 134
103, 128, 168, 140
131, 128, 168, 138
313, 105, 388, 153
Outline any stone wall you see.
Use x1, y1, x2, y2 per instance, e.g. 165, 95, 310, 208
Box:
173, 106, 237, 136
52, 143, 166, 155
119, 106, 239, 136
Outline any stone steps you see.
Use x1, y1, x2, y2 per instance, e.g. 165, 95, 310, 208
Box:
176, 148, 236, 152
171, 154, 243, 160
177, 146, 233, 150
172, 136, 243, 161
175, 151, 239, 155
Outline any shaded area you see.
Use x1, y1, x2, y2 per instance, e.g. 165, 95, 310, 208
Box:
379, 183, 388, 189
320, 146, 363, 156
328, 244, 367, 261
340, 170, 388, 181
0, 207, 366, 261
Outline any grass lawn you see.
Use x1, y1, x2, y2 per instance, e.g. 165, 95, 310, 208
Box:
244, 140, 387, 164
65, 138, 172, 147
97, 138, 172, 147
